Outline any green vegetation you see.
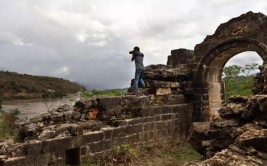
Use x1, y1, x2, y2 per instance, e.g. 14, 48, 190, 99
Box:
223, 75, 254, 99
0, 71, 86, 100
0, 109, 20, 140
81, 141, 203, 166
222, 63, 259, 99
82, 89, 127, 98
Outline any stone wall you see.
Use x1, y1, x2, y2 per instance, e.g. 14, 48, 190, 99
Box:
0, 96, 193, 166
167, 49, 195, 67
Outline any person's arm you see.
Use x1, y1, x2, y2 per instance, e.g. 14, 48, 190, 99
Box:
131, 55, 135, 61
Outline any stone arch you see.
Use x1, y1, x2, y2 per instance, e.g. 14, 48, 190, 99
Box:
194, 38, 267, 119
166, 12, 267, 121
189, 12, 267, 121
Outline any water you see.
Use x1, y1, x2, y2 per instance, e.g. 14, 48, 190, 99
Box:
2, 93, 81, 120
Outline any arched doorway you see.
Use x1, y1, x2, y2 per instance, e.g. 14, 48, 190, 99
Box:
223, 51, 262, 98
194, 39, 267, 120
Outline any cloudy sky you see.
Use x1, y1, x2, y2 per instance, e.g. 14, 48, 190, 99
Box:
0, 0, 266, 89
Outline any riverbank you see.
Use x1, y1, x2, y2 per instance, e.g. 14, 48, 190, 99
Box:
2, 93, 81, 120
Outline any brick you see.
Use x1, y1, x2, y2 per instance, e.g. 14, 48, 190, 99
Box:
127, 118, 143, 125
144, 117, 154, 123
154, 107, 163, 114
112, 127, 126, 138
102, 127, 113, 140
90, 141, 104, 153
154, 115, 160, 121
81, 133, 92, 144
144, 123, 154, 131
140, 107, 155, 117
3, 154, 50, 166
26, 141, 42, 155
80, 146, 89, 156
103, 140, 112, 150
125, 125, 134, 135
132, 124, 143, 133
42, 137, 73, 154
161, 114, 172, 121
129, 134, 141, 143
91, 131, 104, 142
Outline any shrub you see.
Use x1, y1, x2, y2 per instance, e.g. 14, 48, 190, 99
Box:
0, 109, 20, 140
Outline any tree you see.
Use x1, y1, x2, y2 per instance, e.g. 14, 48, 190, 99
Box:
222, 65, 242, 82
222, 63, 260, 99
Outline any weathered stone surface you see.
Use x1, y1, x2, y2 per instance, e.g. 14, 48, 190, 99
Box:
188, 122, 210, 155
156, 87, 172, 95
143, 64, 192, 82
189, 95, 267, 165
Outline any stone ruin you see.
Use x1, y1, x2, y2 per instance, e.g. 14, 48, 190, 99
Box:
0, 66, 193, 165
1, 11, 267, 165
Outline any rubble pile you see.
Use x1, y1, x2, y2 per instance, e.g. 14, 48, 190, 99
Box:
16, 96, 152, 141
188, 95, 267, 165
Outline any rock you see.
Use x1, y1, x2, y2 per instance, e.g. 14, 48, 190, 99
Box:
18, 123, 39, 140
218, 104, 244, 119
70, 125, 83, 136
50, 112, 64, 123
188, 122, 210, 155
228, 96, 249, 103
72, 111, 82, 120
38, 128, 56, 140
235, 129, 267, 153
156, 87, 172, 95
55, 104, 72, 113
143, 64, 192, 81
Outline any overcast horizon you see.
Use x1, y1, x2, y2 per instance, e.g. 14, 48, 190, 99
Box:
0, 0, 266, 89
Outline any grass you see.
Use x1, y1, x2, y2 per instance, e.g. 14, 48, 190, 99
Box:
0, 109, 20, 141
81, 140, 203, 166
81, 89, 127, 98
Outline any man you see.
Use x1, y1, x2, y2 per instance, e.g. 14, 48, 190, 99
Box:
129, 46, 145, 95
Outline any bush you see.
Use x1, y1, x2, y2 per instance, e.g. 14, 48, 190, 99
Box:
0, 109, 20, 140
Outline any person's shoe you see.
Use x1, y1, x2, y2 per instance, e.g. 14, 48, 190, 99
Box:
128, 92, 137, 96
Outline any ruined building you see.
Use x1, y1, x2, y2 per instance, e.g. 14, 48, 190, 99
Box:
1, 11, 267, 166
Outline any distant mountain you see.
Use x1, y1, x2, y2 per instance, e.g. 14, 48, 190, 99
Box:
0, 71, 86, 100
79, 82, 108, 90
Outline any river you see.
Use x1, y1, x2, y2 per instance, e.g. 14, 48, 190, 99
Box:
2, 93, 81, 120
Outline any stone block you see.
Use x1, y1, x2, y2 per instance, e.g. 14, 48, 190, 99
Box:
144, 123, 154, 131
140, 107, 155, 117
161, 114, 172, 121
170, 82, 180, 88
132, 124, 143, 133
89, 141, 104, 153
3, 154, 50, 166
26, 141, 42, 155
102, 127, 114, 140
42, 137, 79, 154
156, 87, 172, 95
112, 127, 126, 138
90, 131, 104, 142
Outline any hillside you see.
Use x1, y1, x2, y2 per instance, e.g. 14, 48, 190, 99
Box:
0, 71, 86, 100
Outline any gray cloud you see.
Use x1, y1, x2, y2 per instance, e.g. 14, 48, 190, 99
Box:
0, 0, 266, 89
